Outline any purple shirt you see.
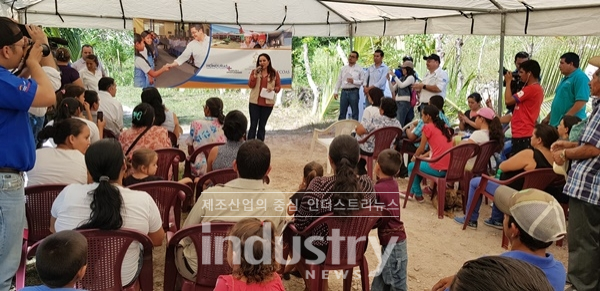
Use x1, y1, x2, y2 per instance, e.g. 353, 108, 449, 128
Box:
374, 177, 406, 245
58, 65, 80, 89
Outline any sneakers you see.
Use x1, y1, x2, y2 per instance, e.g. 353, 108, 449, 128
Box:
484, 218, 503, 230
454, 216, 478, 229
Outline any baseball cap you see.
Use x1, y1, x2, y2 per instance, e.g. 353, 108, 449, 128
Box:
494, 187, 566, 243
401, 60, 414, 69
0, 17, 24, 47
589, 56, 600, 67
423, 54, 441, 62
475, 108, 496, 120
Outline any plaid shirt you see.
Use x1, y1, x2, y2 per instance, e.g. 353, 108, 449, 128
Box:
565, 98, 600, 205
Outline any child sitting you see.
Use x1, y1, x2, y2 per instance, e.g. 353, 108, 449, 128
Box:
123, 148, 192, 186
215, 218, 285, 290
371, 149, 408, 291
22, 230, 87, 291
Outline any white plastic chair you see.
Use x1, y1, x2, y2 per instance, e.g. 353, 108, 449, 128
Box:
309, 120, 360, 173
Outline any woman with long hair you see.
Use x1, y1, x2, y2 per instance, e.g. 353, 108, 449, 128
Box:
459, 92, 483, 132
405, 105, 454, 202
50, 139, 164, 285
294, 135, 375, 290
134, 33, 169, 88
28, 118, 90, 186
390, 60, 417, 126
45, 97, 102, 144
141, 87, 183, 137
186, 97, 227, 176
462, 107, 504, 169
118, 103, 171, 157
247, 53, 281, 141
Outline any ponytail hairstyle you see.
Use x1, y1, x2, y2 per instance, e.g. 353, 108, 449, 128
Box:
141, 87, 166, 126
483, 116, 505, 152
54, 98, 81, 123
131, 103, 155, 128
77, 139, 124, 230
328, 135, 363, 216
302, 161, 324, 190
205, 97, 225, 124
140, 31, 155, 59
38, 118, 87, 145
423, 105, 453, 142
55, 47, 72, 62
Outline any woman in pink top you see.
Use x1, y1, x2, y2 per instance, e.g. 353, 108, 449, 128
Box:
214, 218, 284, 291
119, 103, 171, 158
406, 105, 454, 202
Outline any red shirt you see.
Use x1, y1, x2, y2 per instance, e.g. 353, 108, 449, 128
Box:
374, 178, 406, 245
511, 83, 543, 138
423, 123, 453, 171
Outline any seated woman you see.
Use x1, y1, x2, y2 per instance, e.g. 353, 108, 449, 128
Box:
458, 92, 483, 133
50, 139, 164, 285
27, 119, 90, 186
186, 97, 226, 176
141, 87, 183, 138
355, 98, 402, 174
207, 110, 248, 172
43, 97, 102, 146
557, 115, 582, 141
119, 103, 171, 158
405, 105, 454, 202
361, 87, 384, 123
454, 124, 562, 229
294, 135, 375, 291
84, 90, 100, 123
462, 107, 504, 170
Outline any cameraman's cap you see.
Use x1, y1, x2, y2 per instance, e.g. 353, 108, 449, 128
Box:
0, 17, 24, 47
423, 54, 441, 62
494, 186, 566, 243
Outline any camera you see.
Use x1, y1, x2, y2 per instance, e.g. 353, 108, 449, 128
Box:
502, 67, 525, 93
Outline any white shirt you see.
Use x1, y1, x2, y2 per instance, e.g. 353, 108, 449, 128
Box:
29, 66, 62, 117
175, 39, 210, 67
162, 110, 176, 132
51, 183, 162, 285
420, 67, 449, 103
98, 91, 124, 136
79, 68, 102, 92
72, 58, 107, 76
361, 106, 380, 124
43, 117, 100, 147
391, 75, 416, 102
135, 56, 152, 73
465, 129, 490, 170
27, 148, 87, 186
334, 64, 364, 92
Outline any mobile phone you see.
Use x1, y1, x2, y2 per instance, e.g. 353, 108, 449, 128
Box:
97, 111, 104, 122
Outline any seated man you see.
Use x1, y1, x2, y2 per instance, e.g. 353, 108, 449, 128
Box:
177, 139, 287, 281
433, 188, 566, 291
22, 230, 88, 291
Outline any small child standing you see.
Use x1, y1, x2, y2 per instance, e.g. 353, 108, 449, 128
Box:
22, 230, 88, 291
123, 148, 192, 186
372, 149, 408, 291
215, 218, 285, 290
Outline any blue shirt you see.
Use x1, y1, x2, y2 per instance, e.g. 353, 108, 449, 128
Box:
364, 63, 389, 92
550, 68, 589, 126
0, 66, 37, 171
21, 286, 83, 291
501, 250, 566, 291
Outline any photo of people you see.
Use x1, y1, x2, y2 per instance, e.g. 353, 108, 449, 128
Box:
211, 24, 292, 50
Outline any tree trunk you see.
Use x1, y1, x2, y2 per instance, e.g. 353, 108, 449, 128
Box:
455, 37, 464, 96
336, 42, 348, 66
303, 43, 320, 116
477, 36, 487, 74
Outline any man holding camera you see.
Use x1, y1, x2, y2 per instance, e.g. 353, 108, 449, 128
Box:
0, 17, 56, 291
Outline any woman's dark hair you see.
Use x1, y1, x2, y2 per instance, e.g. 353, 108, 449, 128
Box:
379, 98, 397, 118
62, 84, 86, 99
403, 66, 415, 77
534, 124, 559, 149
467, 92, 482, 103
38, 118, 87, 145
368, 87, 384, 106
77, 139, 125, 230
222, 110, 247, 141
134, 33, 152, 68
450, 256, 553, 291
561, 115, 582, 135
54, 98, 81, 123
507, 216, 552, 251
481, 116, 505, 152
141, 87, 166, 126
328, 135, 363, 216
55, 47, 71, 62
140, 31, 155, 59
131, 103, 155, 128
84, 54, 99, 67
302, 161, 324, 190
422, 105, 453, 142
255, 53, 276, 80
205, 97, 225, 124
84, 90, 98, 107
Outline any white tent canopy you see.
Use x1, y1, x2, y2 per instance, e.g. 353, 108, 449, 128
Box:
2, 0, 600, 36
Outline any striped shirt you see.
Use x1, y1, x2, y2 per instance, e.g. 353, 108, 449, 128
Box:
564, 98, 600, 206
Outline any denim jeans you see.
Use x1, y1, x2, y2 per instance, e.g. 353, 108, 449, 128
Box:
372, 240, 407, 291
395, 101, 412, 127
248, 103, 273, 141
339, 89, 359, 120
465, 177, 504, 222
0, 172, 25, 291
407, 161, 446, 196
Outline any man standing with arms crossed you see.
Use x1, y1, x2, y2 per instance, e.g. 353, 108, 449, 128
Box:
0, 18, 56, 291
333, 51, 363, 120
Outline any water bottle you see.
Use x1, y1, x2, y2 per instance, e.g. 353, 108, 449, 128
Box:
495, 169, 503, 179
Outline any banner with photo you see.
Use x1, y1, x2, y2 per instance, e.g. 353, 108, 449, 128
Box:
133, 19, 292, 89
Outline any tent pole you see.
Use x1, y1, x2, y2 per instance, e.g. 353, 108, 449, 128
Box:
497, 12, 506, 114
349, 23, 354, 51
17, 10, 25, 23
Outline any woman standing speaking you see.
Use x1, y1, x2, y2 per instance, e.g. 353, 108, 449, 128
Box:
247, 53, 281, 141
